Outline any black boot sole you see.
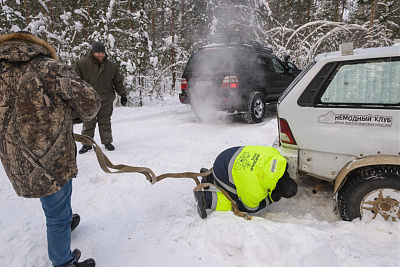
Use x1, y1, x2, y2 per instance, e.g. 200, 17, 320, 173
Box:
194, 191, 207, 219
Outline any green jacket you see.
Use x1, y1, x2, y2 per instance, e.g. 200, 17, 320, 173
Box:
231, 146, 287, 209
74, 52, 126, 100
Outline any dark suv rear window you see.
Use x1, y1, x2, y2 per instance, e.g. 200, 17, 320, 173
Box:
185, 49, 231, 73
232, 50, 257, 72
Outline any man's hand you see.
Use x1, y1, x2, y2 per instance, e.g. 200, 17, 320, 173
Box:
121, 95, 127, 106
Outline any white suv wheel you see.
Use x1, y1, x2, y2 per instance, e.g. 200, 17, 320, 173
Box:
338, 166, 400, 221
361, 188, 400, 221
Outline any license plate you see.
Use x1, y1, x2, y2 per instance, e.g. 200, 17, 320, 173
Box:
195, 80, 212, 87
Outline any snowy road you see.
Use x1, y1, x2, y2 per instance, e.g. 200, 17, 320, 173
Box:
0, 96, 399, 266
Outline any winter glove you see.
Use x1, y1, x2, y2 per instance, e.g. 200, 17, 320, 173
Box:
270, 190, 282, 202
121, 95, 128, 106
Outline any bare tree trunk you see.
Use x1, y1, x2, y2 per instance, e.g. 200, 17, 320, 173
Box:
384, 3, 389, 40
370, 0, 376, 29
129, 0, 134, 30
334, 0, 339, 22
47, 1, 54, 34
171, 0, 176, 93
151, 0, 155, 43
306, 0, 314, 35
161, 1, 165, 38
85, 0, 91, 41
180, 0, 185, 40
307, 0, 312, 22
296, 1, 302, 26
264, 0, 270, 31
340, 0, 346, 22
1, 0, 8, 29
139, 69, 143, 106
276, 0, 280, 18
24, 0, 30, 25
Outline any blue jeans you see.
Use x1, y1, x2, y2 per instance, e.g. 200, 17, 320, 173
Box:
40, 179, 76, 267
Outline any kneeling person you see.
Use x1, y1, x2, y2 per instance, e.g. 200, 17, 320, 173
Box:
195, 146, 298, 218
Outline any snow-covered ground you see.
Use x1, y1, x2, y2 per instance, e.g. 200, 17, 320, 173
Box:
1, 96, 399, 266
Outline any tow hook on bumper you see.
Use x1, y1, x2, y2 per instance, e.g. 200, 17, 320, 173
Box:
179, 93, 189, 104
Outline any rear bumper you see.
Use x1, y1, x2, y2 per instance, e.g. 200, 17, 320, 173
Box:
179, 93, 189, 104
276, 145, 299, 180
219, 92, 246, 112
179, 91, 246, 113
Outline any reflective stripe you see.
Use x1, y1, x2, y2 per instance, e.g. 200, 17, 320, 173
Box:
213, 171, 237, 195
228, 146, 245, 184
211, 191, 218, 210
238, 197, 260, 211
270, 159, 277, 173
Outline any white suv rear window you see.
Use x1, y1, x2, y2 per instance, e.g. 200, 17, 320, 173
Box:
320, 60, 400, 105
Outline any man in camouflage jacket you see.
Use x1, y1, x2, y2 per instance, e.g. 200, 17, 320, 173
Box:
0, 32, 100, 267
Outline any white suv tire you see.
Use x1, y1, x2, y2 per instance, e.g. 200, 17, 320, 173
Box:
337, 166, 400, 221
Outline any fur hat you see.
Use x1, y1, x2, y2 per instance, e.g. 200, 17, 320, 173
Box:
91, 41, 105, 53
0, 31, 59, 61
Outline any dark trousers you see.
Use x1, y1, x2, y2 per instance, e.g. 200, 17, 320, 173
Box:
82, 96, 114, 145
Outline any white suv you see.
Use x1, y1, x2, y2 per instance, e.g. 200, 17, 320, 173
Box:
276, 43, 400, 221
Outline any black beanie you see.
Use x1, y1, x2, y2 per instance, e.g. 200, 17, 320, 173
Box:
271, 171, 298, 200
92, 41, 105, 53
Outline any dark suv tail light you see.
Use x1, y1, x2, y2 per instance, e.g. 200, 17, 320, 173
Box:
181, 78, 188, 90
221, 76, 239, 89
279, 118, 297, 145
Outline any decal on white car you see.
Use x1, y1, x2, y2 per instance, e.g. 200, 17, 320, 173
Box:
318, 110, 392, 127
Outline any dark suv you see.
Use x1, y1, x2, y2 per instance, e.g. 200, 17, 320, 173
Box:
179, 34, 300, 123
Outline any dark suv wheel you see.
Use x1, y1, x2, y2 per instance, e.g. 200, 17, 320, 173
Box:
241, 91, 266, 124
338, 166, 400, 221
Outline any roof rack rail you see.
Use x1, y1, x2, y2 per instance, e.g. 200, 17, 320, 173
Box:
208, 33, 273, 53
244, 40, 273, 53
210, 33, 243, 44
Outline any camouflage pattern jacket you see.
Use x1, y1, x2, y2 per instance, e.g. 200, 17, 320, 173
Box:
0, 32, 101, 198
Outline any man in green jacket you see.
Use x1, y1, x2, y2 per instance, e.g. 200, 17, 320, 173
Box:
195, 146, 298, 218
74, 41, 127, 153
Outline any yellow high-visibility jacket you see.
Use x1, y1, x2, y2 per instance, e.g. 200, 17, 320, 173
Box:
230, 146, 287, 209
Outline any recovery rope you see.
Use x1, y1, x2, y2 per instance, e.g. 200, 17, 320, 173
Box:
74, 133, 251, 220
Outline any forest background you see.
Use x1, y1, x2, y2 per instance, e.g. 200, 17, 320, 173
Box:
1, 0, 399, 104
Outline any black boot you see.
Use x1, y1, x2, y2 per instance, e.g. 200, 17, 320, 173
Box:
65, 258, 95, 267
105, 144, 115, 151
64, 249, 95, 267
79, 145, 92, 154
194, 191, 207, 219
74, 258, 95, 267
71, 214, 80, 232
72, 249, 81, 261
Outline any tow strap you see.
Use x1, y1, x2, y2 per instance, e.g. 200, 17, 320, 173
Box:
74, 133, 251, 220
